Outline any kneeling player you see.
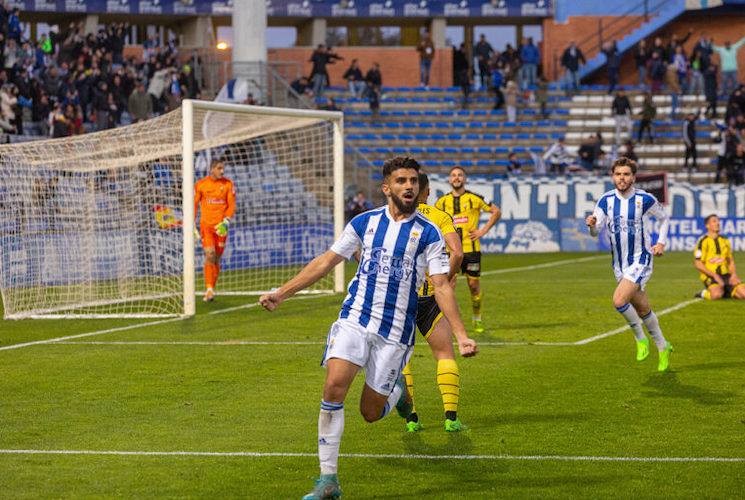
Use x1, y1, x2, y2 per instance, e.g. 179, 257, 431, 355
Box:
402, 172, 476, 433
194, 159, 236, 302
694, 214, 745, 300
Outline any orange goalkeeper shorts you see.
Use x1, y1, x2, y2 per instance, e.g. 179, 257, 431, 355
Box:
200, 224, 228, 256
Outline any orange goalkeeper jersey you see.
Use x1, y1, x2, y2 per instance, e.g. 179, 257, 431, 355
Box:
195, 176, 236, 227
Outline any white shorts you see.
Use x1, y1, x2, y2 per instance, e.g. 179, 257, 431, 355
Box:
322, 318, 413, 396
614, 262, 653, 290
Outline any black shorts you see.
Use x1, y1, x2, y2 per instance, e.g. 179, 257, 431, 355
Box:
460, 251, 482, 278
416, 295, 443, 339
703, 273, 743, 298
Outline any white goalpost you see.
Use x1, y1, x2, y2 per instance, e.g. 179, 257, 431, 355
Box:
0, 100, 345, 319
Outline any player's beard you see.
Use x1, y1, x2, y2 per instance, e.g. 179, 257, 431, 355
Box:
390, 190, 417, 215
614, 178, 634, 194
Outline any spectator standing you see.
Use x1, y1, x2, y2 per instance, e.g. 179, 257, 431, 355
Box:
673, 46, 688, 94
637, 92, 656, 143
611, 89, 633, 145
309, 44, 342, 98
665, 62, 681, 118
712, 36, 745, 94
343, 59, 365, 97
504, 80, 519, 123
364, 62, 382, 97
473, 34, 493, 90
128, 80, 152, 123
560, 41, 585, 94
519, 37, 540, 90
704, 64, 718, 118
602, 41, 621, 94
683, 111, 700, 172
634, 39, 651, 88
454, 43, 471, 109
535, 76, 549, 118
417, 30, 435, 88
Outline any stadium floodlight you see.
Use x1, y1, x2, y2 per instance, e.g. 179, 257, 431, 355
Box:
0, 100, 344, 319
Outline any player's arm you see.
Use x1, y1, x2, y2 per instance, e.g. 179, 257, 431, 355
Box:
260, 221, 359, 311
424, 237, 477, 357
431, 273, 477, 357
471, 202, 501, 241
586, 207, 605, 237
647, 200, 669, 256
259, 250, 345, 311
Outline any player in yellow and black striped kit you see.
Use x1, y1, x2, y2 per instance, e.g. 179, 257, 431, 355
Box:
401, 172, 478, 433
435, 166, 501, 333
694, 214, 745, 300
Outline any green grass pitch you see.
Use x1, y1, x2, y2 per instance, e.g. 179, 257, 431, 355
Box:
1, 252, 744, 498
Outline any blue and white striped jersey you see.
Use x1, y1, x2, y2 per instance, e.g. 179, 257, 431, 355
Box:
330, 206, 449, 346
592, 188, 670, 272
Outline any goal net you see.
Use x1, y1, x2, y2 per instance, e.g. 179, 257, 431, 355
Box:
0, 100, 344, 319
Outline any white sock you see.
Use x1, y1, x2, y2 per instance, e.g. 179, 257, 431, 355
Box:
318, 401, 344, 475
615, 304, 646, 342
380, 383, 403, 419
641, 311, 667, 351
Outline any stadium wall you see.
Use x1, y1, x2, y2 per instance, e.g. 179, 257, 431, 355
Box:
428, 176, 745, 253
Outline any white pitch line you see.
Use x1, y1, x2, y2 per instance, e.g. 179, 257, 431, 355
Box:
0, 449, 743, 463
0, 317, 188, 352
478, 255, 606, 277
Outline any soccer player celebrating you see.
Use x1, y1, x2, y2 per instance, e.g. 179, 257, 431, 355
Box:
586, 157, 673, 372
259, 157, 477, 500
194, 159, 235, 302
435, 166, 501, 333
694, 214, 745, 300
403, 172, 474, 433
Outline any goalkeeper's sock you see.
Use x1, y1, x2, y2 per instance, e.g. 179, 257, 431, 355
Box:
471, 290, 482, 321
318, 400, 344, 475
402, 363, 417, 416
437, 359, 460, 418
615, 303, 646, 342
641, 310, 667, 351
204, 263, 217, 290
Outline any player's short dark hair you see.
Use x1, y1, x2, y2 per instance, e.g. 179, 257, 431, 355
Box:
382, 156, 420, 178
418, 172, 429, 192
611, 157, 637, 174
704, 214, 719, 224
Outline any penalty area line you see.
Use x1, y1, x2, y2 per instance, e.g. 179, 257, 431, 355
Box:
0, 449, 743, 463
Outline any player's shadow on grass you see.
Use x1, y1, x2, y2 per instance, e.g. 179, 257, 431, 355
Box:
400, 427, 474, 457
642, 372, 736, 406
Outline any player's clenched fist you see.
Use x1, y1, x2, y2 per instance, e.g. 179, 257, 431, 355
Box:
259, 292, 283, 311
458, 338, 478, 357
585, 215, 597, 227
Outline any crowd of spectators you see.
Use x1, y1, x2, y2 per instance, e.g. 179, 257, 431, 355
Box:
0, 9, 201, 140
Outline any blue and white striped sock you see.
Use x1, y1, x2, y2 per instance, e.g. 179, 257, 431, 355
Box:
641, 310, 667, 351
318, 400, 344, 475
616, 303, 646, 342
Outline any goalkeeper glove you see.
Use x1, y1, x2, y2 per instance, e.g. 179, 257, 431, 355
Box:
193, 228, 201, 242
215, 217, 230, 237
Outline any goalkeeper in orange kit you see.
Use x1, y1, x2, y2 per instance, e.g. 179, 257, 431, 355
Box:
194, 159, 236, 302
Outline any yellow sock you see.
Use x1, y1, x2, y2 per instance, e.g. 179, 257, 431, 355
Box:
703, 289, 711, 300
436, 359, 460, 417
471, 291, 482, 320
402, 363, 416, 415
